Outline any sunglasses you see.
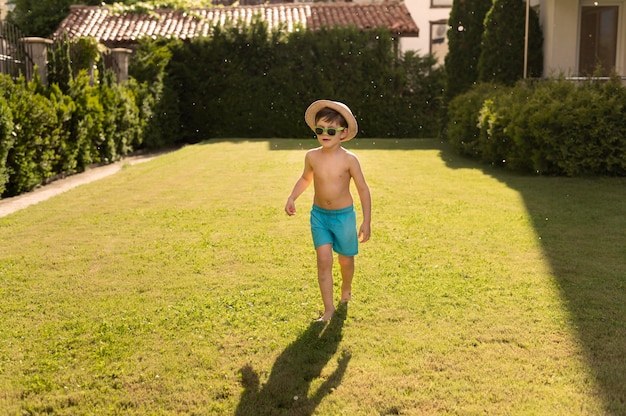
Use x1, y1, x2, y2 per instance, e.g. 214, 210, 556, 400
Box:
314, 126, 346, 136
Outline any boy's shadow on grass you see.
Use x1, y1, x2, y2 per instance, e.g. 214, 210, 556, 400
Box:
235, 303, 350, 416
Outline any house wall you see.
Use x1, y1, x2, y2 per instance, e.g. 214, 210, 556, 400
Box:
401, 0, 452, 64
540, 0, 626, 77
350, 0, 452, 63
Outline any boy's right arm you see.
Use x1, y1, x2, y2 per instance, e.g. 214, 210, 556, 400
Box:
285, 154, 313, 216
285, 176, 312, 215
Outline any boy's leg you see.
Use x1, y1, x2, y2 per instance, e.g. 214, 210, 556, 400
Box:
316, 243, 335, 321
338, 254, 354, 302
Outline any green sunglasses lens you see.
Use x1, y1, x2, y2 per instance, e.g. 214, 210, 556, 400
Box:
315, 127, 344, 136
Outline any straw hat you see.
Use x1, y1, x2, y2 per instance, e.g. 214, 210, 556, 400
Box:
304, 100, 358, 141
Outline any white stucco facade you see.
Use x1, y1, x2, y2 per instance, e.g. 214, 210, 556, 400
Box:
352, 0, 452, 62
396, 0, 626, 78
539, 0, 626, 77
402, 0, 452, 63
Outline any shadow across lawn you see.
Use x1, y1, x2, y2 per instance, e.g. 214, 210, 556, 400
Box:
235, 302, 351, 416
439, 143, 626, 414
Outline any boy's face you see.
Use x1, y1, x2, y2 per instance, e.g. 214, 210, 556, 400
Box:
315, 117, 348, 146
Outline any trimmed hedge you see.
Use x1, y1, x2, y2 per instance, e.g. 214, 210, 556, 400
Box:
0, 75, 60, 196
0, 33, 151, 197
0, 71, 144, 198
445, 77, 626, 176
135, 21, 445, 143
0, 96, 14, 196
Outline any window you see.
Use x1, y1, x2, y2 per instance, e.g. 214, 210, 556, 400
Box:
579, 5, 619, 76
430, 20, 448, 66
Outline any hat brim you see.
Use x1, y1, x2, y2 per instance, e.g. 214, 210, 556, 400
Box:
305, 100, 358, 141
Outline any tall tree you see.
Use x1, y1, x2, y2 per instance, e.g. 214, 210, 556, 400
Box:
444, 0, 493, 102
478, 0, 543, 85
7, 0, 101, 37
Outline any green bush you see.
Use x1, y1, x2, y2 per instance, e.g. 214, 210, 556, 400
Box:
48, 36, 103, 95
446, 83, 502, 157
98, 71, 142, 161
0, 70, 145, 198
522, 79, 626, 175
0, 93, 14, 195
47, 83, 79, 174
47, 37, 144, 163
0, 76, 61, 196
64, 71, 104, 169
129, 37, 181, 148
0, 39, 146, 198
446, 78, 626, 176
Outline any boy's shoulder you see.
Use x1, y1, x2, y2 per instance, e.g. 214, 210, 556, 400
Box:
306, 147, 360, 171
306, 146, 356, 157
342, 147, 359, 158
306, 146, 323, 154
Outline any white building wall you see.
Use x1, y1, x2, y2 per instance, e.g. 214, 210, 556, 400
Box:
539, 0, 581, 76
351, 0, 452, 63
539, 0, 626, 77
402, 0, 451, 63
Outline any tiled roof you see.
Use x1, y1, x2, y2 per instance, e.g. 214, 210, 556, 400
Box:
54, 2, 418, 47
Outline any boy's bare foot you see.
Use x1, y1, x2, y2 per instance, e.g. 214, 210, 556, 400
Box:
317, 310, 335, 322
341, 292, 352, 303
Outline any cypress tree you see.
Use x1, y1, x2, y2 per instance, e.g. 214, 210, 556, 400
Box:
444, 0, 493, 101
478, 0, 543, 85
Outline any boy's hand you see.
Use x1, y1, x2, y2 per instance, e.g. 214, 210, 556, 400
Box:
358, 222, 371, 243
285, 199, 296, 216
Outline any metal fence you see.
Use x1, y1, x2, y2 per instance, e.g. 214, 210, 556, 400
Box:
0, 20, 34, 81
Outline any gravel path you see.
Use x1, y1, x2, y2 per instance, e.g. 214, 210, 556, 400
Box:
0, 152, 163, 218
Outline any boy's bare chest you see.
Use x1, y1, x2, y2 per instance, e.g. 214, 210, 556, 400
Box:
310, 156, 350, 182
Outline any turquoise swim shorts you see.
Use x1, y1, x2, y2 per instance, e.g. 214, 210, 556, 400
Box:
310, 204, 358, 256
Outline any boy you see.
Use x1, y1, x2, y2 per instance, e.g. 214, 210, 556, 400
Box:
285, 100, 371, 321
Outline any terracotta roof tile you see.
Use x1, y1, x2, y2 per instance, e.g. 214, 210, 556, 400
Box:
54, 2, 418, 48
309, 2, 416, 33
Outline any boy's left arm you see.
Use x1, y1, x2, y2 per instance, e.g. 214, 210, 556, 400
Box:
350, 157, 371, 243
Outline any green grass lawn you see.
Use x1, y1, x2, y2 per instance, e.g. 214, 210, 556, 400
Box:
1, 139, 624, 415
